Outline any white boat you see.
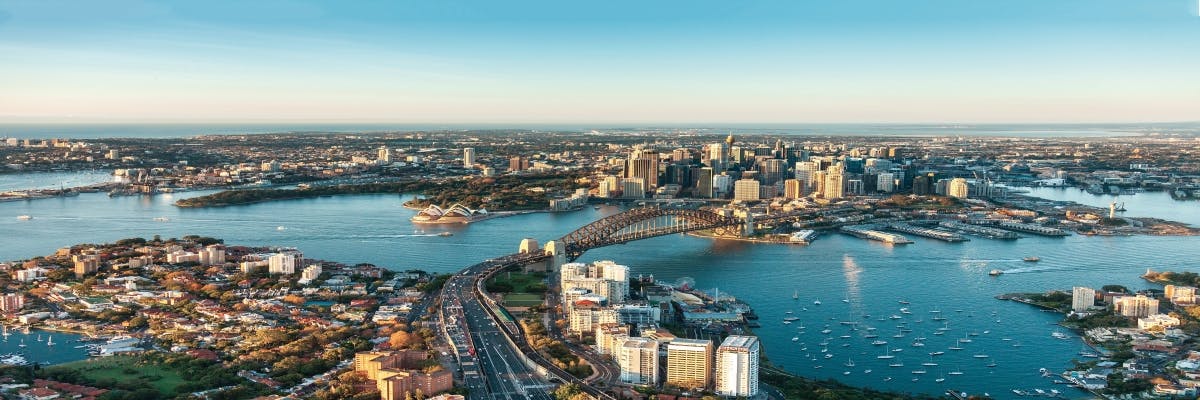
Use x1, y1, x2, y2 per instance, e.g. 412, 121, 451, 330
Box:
936, 376, 946, 383
16, 215, 32, 220
872, 340, 888, 345
793, 290, 799, 300
153, 216, 170, 222
864, 369, 872, 374
845, 358, 856, 367
46, 336, 54, 346
973, 354, 989, 358
791, 337, 799, 342
911, 369, 927, 374
813, 298, 822, 305
948, 369, 964, 376
929, 351, 945, 356
1051, 331, 1069, 339
877, 347, 896, 359
17, 340, 25, 348
276, 226, 287, 231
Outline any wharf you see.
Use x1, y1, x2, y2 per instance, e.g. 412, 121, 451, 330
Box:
839, 225, 913, 244
886, 223, 967, 242
938, 220, 1021, 239
966, 220, 1070, 237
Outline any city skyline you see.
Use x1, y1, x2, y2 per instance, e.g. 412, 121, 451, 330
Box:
1, 0, 1198, 124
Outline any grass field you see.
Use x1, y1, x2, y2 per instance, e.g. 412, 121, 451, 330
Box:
46, 355, 186, 395
489, 271, 546, 293
503, 293, 545, 307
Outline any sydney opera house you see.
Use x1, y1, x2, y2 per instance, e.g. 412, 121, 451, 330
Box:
410, 203, 488, 224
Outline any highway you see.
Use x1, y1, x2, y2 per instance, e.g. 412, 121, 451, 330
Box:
441, 258, 555, 400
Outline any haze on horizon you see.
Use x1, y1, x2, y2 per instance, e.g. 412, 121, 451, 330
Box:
0, 0, 1197, 125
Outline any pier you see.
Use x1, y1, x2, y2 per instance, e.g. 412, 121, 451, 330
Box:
840, 225, 913, 244
938, 221, 1021, 239
886, 223, 968, 242
966, 220, 1070, 237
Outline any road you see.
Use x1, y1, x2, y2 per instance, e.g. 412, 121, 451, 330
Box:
441, 258, 555, 400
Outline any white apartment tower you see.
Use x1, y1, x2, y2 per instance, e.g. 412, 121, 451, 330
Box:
715, 335, 759, 397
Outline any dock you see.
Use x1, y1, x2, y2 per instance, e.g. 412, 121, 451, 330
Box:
840, 225, 913, 244
886, 223, 968, 242
965, 220, 1070, 237
938, 221, 1021, 239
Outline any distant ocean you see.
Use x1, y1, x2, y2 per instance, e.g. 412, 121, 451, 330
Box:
0, 122, 1197, 139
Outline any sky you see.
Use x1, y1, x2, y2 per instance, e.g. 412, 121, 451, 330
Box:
0, 0, 1197, 124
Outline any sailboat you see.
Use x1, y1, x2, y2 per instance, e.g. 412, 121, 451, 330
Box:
813, 297, 822, 305
845, 357, 856, 367
46, 336, 54, 346
793, 290, 799, 300
18, 339, 25, 348
877, 346, 896, 359
36, 335, 42, 342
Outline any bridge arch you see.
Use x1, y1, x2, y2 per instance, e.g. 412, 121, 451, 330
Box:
557, 207, 743, 260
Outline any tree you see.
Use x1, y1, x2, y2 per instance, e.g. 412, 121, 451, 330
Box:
389, 330, 414, 349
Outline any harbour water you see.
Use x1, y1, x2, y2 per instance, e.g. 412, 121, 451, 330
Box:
0, 328, 91, 366
3, 172, 1200, 397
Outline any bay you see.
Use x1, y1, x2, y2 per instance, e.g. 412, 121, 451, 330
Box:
2, 175, 1200, 397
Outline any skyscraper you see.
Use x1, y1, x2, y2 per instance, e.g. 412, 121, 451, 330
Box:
823, 169, 845, 199
733, 179, 760, 201
666, 338, 714, 391
694, 167, 714, 198
783, 178, 803, 199
618, 337, 659, 385
1072, 287, 1096, 312
876, 172, 895, 193
462, 148, 476, 168
715, 335, 759, 397
949, 178, 969, 199
377, 146, 392, 163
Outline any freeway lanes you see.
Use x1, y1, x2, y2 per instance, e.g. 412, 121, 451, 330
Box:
442, 260, 553, 400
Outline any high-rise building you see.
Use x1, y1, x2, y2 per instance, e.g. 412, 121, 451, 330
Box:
666, 338, 714, 391
733, 179, 760, 201
758, 159, 788, 185
694, 167, 714, 198
299, 264, 322, 285
715, 335, 759, 397
1072, 287, 1096, 312
706, 143, 729, 171
621, 178, 646, 199
618, 337, 659, 385
377, 146, 392, 163
462, 148, 476, 168
877, 172, 895, 193
624, 152, 659, 189
73, 255, 99, 278
0, 293, 24, 312
823, 169, 845, 199
712, 173, 733, 199
508, 156, 528, 172
948, 178, 969, 199
845, 179, 864, 196
783, 179, 803, 199
912, 173, 935, 195
1114, 295, 1160, 317
268, 252, 302, 275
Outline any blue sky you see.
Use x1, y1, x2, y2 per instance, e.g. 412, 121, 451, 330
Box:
0, 0, 1196, 123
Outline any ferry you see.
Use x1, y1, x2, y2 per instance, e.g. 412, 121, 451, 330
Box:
1023, 256, 1040, 262
789, 230, 818, 244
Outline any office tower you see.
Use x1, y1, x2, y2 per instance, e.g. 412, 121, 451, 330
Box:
912, 173, 935, 195
618, 338, 660, 385
715, 335, 759, 397
877, 172, 895, 193
509, 156, 528, 172
845, 179, 864, 196
783, 179, 803, 199
949, 178, 969, 199
706, 143, 729, 171
823, 169, 845, 199
377, 146, 392, 163
712, 173, 733, 199
694, 167, 714, 198
666, 338, 714, 390
462, 148, 476, 168
758, 158, 788, 185
1072, 287, 1096, 312
671, 148, 691, 162
624, 155, 659, 189
733, 179, 760, 201
795, 161, 818, 193
811, 171, 827, 198
621, 178, 646, 199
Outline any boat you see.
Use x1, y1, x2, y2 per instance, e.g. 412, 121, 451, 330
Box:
877, 347, 896, 359
911, 369, 927, 374
936, 376, 946, 383
989, 269, 1003, 276
46, 336, 54, 346
986, 362, 997, 368
884, 377, 893, 382
948, 369, 964, 376
791, 336, 799, 342
813, 298, 822, 305
889, 362, 904, 367
783, 316, 800, 322
153, 216, 170, 222
898, 300, 910, 305
973, 354, 989, 358
276, 226, 287, 231
793, 290, 799, 300
844, 358, 855, 367
824, 353, 834, 359
16, 215, 32, 220
864, 369, 872, 374
1051, 331, 1069, 339
437, 232, 453, 237
17, 340, 25, 348
1023, 256, 1040, 262
872, 340, 888, 345
929, 351, 945, 356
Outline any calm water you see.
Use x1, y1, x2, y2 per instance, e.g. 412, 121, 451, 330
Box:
4, 173, 1200, 397
1023, 187, 1200, 227
0, 170, 113, 192
0, 328, 90, 365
